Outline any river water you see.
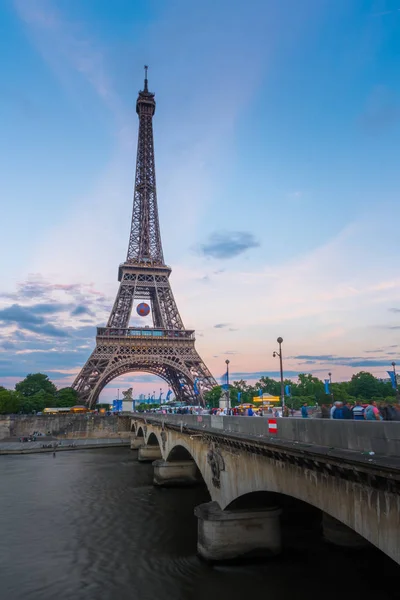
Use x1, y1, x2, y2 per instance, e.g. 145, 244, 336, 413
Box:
0, 449, 398, 600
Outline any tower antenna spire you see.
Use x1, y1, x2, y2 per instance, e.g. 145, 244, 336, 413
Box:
144, 65, 148, 92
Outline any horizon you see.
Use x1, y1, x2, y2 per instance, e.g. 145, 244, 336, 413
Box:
1, 1, 399, 401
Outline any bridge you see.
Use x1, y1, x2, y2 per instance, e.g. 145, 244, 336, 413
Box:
130, 414, 400, 564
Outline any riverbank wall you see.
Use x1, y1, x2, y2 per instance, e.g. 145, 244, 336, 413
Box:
0, 415, 131, 440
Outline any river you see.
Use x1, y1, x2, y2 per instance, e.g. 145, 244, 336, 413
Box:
0, 449, 398, 600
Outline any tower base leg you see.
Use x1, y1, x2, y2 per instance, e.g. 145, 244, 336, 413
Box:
194, 501, 282, 561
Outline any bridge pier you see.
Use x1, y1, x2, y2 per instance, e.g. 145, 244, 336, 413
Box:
322, 514, 370, 549
195, 501, 282, 562
130, 435, 143, 450
137, 444, 162, 462
153, 459, 199, 487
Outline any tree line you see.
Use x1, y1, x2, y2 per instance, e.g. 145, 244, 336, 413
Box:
0, 370, 397, 414
204, 371, 399, 409
0, 373, 78, 414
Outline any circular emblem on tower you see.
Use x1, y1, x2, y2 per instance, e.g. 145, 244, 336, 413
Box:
137, 302, 150, 317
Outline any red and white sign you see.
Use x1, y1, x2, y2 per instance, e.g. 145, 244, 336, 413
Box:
268, 418, 277, 434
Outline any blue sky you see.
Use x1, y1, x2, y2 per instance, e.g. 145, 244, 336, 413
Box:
0, 0, 399, 400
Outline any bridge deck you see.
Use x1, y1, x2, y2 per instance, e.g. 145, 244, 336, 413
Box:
132, 414, 400, 475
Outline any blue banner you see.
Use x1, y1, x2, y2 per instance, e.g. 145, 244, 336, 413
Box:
285, 385, 291, 396
221, 384, 229, 391
324, 379, 330, 394
387, 371, 397, 390
259, 388, 263, 397
166, 389, 172, 401
237, 392, 242, 403
112, 399, 123, 412
193, 377, 200, 395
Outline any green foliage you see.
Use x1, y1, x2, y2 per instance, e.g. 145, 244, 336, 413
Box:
56, 387, 79, 407
204, 370, 398, 410
15, 373, 57, 397
348, 371, 395, 399
0, 389, 21, 414
136, 403, 160, 411
204, 385, 223, 408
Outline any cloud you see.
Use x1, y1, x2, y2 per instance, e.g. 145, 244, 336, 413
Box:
389, 308, 400, 313
71, 305, 94, 317
0, 305, 70, 338
0, 304, 45, 325
198, 231, 260, 259
214, 323, 231, 329
291, 354, 398, 368
231, 370, 300, 380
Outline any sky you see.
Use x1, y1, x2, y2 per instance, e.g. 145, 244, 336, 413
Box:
0, 0, 399, 401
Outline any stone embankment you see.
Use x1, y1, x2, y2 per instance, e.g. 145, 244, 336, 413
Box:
0, 414, 131, 440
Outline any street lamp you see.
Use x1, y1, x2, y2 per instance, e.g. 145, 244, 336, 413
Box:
225, 359, 230, 410
328, 372, 334, 401
273, 337, 285, 414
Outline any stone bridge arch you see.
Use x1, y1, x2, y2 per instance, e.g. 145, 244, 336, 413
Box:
131, 419, 400, 563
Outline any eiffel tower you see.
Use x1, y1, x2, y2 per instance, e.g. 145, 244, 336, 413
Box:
73, 67, 217, 407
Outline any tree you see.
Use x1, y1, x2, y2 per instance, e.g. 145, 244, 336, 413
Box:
348, 372, 382, 400
0, 389, 21, 414
295, 374, 325, 402
57, 387, 79, 407
203, 386, 222, 408
19, 389, 54, 413
15, 373, 57, 397
255, 376, 280, 396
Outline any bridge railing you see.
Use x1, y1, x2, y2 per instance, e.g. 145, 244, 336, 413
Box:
131, 413, 400, 457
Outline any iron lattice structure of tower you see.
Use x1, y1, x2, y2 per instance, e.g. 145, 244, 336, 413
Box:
73, 69, 217, 408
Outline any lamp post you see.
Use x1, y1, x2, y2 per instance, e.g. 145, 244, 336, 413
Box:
273, 337, 285, 414
328, 372, 334, 401
225, 359, 230, 410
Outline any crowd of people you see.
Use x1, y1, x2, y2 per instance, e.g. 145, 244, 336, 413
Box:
146, 400, 400, 421
302, 399, 400, 421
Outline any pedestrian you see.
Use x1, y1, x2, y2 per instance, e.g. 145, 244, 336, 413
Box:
247, 407, 254, 416
321, 404, 330, 418
301, 403, 308, 418
385, 403, 400, 421
342, 401, 353, 419
332, 402, 344, 419
352, 400, 365, 421
364, 400, 382, 421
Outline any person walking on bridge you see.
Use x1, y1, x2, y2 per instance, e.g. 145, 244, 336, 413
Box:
352, 400, 365, 421
364, 400, 382, 421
